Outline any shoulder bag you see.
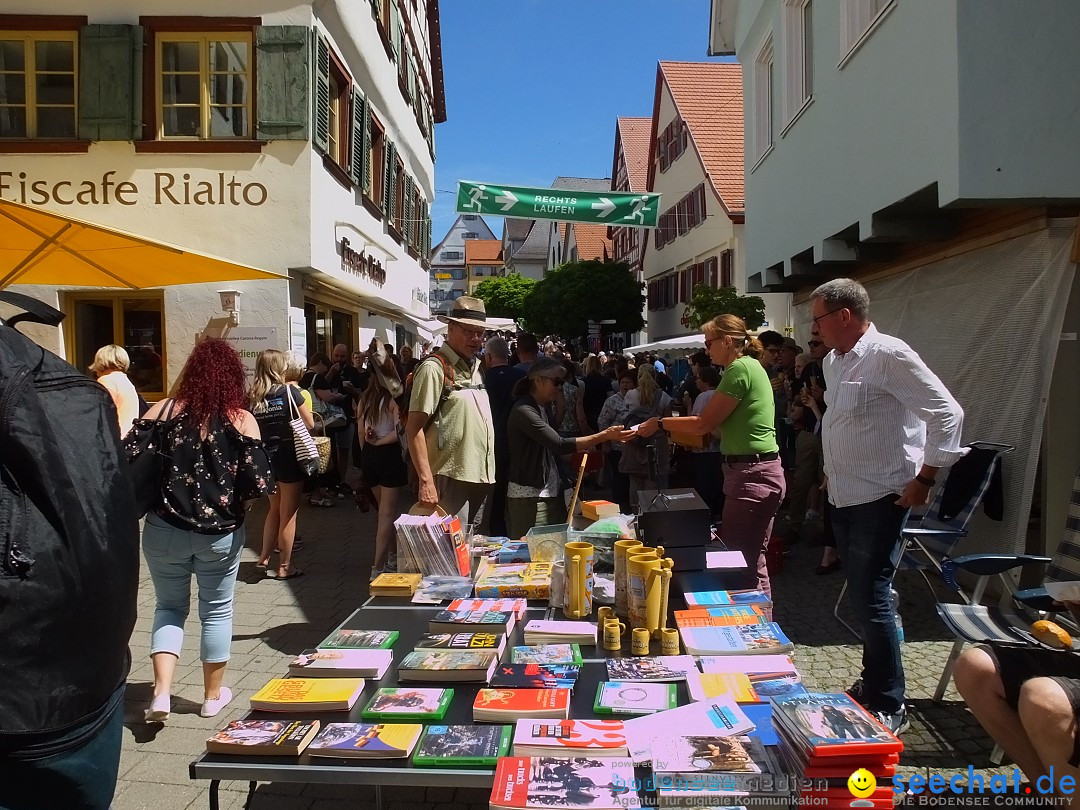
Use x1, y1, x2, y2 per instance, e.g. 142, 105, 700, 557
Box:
125, 398, 178, 517
286, 389, 322, 477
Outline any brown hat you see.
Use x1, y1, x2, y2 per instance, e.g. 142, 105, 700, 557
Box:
440, 296, 488, 330
781, 337, 802, 353
366, 338, 403, 398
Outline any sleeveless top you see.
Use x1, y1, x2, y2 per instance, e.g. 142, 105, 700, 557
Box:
152, 410, 273, 534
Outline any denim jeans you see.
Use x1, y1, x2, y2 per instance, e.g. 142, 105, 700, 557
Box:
720, 458, 786, 598
142, 512, 245, 664
832, 494, 910, 714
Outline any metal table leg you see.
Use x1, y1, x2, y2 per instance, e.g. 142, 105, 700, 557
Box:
208, 780, 220, 810
244, 781, 257, 809
375, 783, 383, 810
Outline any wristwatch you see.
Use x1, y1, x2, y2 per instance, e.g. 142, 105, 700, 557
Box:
915, 473, 936, 487
657, 418, 666, 433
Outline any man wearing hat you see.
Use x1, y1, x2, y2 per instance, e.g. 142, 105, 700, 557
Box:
405, 296, 495, 527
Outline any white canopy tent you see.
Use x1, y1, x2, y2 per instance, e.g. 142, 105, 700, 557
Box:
624, 334, 705, 355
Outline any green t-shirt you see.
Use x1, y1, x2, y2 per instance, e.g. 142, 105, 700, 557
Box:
714, 356, 779, 456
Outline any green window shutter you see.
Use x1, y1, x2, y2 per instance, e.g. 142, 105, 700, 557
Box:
78, 24, 142, 141
360, 97, 372, 195
389, 2, 401, 64
311, 29, 331, 154
349, 86, 365, 186
255, 26, 309, 141
383, 139, 396, 219
403, 180, 413, 245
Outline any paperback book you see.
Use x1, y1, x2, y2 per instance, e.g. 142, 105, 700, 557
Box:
428, 609, 516, 635
412, 724, 513, 767
361, 687, 454, 721
394, 513, 470, 577
679, 623, 794, 656
498, 540, 532, 564
683, 589, 772, 608
249, 678, 365, 712
396, 650, 499, 683
287, 648, 392, 679
510, 644, 583, 666
622, 697, 755, 765
414, 632, 506, 656
512, 719, 629, 758
605, 655, 697, 683
317, 627, 399, 650
697, 655, 804, 698
474, 561, 554, 599
473, 688, 572, 722
489, 663, 580, 690
651, 734, 781, 791
447, 597, 528, 619
522, 620, 597, 646
369, 572, 423, 596
672, 606, 768, 628
771, 692, 903, 757
307, 722, 423, 758
593, 681, 678, 716
489, 756, 638, 810
205, 720, 321, 756
686, 672, 760, 703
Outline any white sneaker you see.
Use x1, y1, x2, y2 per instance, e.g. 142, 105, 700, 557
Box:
200, 686, 234, 718
385, 553, 398, 573
144, 693, 171, 724
369, 566, 384, 583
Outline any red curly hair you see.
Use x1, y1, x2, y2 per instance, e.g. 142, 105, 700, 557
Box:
174, 337, 249, 425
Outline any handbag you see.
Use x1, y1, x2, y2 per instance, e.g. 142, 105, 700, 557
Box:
286, 389, 321, 478
308, 391, 347, 431
126, 398, 177, 517
309, 412, 333, 474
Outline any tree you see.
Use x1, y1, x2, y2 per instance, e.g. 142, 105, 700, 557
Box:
683, 285, 767, 331
520, 260, 645, 338
472, 273, 535, 321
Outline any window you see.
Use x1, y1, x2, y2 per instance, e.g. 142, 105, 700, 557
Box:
752, 35, 775, 162
721, 249, 734, 287
0, 32, 77, 138
656, 118, 687, 173
367, 114, 385, 208
157, 33, 252, 139
441, 250, 462, 261
67, 294, 166, 398
782, 0, 813, 123
392, 156, 405, 233
450, 268, 465, 280
842, 0, 894, 62
463, 231, 479, 240
462, 214, 477, 221
325, 56, 351, 168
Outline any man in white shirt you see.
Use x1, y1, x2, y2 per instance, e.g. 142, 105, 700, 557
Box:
811, 278, 965, 735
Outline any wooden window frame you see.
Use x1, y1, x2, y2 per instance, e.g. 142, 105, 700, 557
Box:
721, 249, 734, 288
0, 28, 79, 143
751, 34, 775, 166
138, 17, 262, 153
323, 49, 352, 181
389, 155, 405, 242
363, 113, 386, 217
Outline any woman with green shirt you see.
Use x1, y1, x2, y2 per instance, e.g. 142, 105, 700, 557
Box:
637, 314, 786, 598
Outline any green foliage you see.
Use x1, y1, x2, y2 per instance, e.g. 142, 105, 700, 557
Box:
684, 285, 767, 331
472, 273, 536, 321
520, 260, 645, 337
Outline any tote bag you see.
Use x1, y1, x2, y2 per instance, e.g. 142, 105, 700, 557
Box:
286, 389, 321, 477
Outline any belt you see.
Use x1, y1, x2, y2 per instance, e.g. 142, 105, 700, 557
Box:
722, 451, 779, 464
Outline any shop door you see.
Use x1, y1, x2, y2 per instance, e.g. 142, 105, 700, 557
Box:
305, 302, 356, 358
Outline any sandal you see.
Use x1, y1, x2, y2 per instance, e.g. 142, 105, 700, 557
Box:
309, 496, 335, 508
274, 565, 304, 581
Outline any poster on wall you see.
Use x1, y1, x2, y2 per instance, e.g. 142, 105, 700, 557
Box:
220, 327, 281, 381
289, 307, 307, 357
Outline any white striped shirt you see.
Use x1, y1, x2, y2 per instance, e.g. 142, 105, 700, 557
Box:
821, 324, 966, 508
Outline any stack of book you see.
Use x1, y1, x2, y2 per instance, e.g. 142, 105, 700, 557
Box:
510, 644, 583, 665
393, 513, 469, 577
307, 723, 424, 759
511, 718, 629, 758
447, 597, 528, 619
317, 627, 398, 650
474, 560, 554, 599
683, 588, 772, 609
650, 734, 787, 808
287, 648, 393, 679
696, 654, 805, 701
206, 720, 322, 756
489, 663, 580, 690
622, 696, 755, 765
772, 692, 902, 809
429, 608, 516, 635
414, 631, 507, 657
581, 499, 620, 521
522, 620, 597, 646
396, 649, 499, 683
249, 678, 366, 712
672, 605, 768, 628
489, 756, 636, 810
361, 687, 454, 721
497, 540, 531, 564
412, 724, 513, 767
369, 572, 423, 596
473, 688, 572, 722
678, 621, 794, 656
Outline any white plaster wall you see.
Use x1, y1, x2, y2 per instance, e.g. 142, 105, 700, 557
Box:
733, 0, 961, 277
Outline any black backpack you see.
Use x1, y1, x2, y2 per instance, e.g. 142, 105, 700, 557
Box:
0, 292, 139, 745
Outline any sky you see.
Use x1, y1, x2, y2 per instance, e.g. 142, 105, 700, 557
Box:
430, 0, 725, 243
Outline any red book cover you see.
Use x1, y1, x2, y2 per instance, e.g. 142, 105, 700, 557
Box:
441, 514, 470, 576
475, 689, 572, 714
772, 692, 903, 757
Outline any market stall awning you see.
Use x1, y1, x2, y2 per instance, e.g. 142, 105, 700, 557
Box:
625, 334, 706, 354
0, 198, 284, 288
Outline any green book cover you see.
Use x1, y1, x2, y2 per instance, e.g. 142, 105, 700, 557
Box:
593, 681, 678, 715
411, 724, 512, 767
318, 627, 399, 650
361, 688, 453, 721
509, 643, 582, 666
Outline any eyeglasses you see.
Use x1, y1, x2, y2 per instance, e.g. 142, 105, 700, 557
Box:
812, 308, 845, 326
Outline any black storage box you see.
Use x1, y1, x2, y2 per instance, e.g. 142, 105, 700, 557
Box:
637, 488, 711, 571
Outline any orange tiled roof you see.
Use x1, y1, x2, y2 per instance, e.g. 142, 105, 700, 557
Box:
617, 117, 652, 192
573, 223, 612, 262
465, 239, 503, 264
657, 61, 744, 215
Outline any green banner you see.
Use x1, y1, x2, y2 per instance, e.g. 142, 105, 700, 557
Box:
455, 180, 660, 228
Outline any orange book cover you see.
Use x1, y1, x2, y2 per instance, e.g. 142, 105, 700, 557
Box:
674, 606, 766, 627
473, 688, 571, 713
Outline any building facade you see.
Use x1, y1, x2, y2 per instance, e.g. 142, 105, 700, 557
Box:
710, 0, 1080, 554
429, 212, 495, 314
1, 0, 442, 397
641, 61, 789, 342
609, 117, 650, 280
463, 238, 503, 295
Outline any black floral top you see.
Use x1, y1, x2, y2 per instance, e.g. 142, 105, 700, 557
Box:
125, 409, 273, 534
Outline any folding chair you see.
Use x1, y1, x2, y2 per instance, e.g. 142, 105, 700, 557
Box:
833, 441, 1013, 639
933, 464, 1080, 701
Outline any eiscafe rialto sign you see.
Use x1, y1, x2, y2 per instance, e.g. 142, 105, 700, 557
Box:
0, 170, 268, 207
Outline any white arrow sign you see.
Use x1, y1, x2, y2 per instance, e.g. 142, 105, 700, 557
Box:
591, 197, 616, 218
495, 188, 519, 212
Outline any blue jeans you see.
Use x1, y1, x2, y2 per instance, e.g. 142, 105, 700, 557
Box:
832, 494, 910, 714
142, 513, 245, 663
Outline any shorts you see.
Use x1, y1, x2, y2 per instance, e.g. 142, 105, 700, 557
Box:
989, 643, 1080, 765
271, 443, 305, 485
360, 441, 407, 488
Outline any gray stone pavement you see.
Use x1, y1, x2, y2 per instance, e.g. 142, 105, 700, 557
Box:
113, 487, 1011, 810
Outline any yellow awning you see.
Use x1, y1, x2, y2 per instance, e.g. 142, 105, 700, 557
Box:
0, 198, 284, 288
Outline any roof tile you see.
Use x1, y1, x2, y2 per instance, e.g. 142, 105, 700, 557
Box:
617, 117, 652, 193
464, 239, 503, 264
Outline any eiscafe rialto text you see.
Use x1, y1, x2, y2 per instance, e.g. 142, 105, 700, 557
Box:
0, 170, 268, 207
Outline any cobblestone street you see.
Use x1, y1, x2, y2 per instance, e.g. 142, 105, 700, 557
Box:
113, 494, 1008, 810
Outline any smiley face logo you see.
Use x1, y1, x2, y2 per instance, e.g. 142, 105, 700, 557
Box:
848, 768, 877, 798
